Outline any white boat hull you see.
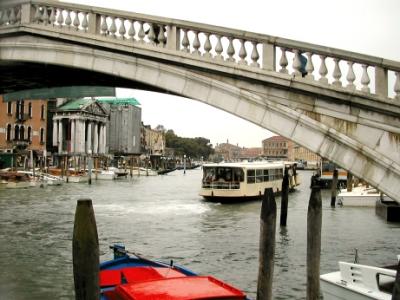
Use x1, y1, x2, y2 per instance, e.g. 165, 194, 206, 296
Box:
6, 181, 31, 189
66, 175, 89, 183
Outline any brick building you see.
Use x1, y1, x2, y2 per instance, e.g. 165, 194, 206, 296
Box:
262, 136, 294, 160
0, 96, 47, 168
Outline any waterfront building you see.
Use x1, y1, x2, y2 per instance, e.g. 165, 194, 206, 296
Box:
262, 136, 294, 161
97, 97, 142, 155
239, 147, 263, 159
293, 144, 320, 163
142, 124, 165, 156
214, 141, 242, 161
52, 98, 108, 156
0, 95, 47, 168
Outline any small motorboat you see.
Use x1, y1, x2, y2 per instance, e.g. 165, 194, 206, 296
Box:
100, 244, 248, 300
320, 254, 399, 300
96, 170, 117, 180
337, 185, 390, 207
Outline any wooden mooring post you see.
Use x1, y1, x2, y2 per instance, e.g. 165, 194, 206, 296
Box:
393, 258, 400, 299
330, 168, 338, 207
280, 169, 289, 226
347, 172, 353, 192
257, 188, 276, 300
72, 199, 99, 300
307, 175, 322, 300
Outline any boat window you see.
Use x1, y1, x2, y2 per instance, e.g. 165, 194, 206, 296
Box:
256, 169, 263, 183
232, 168, 244, 182
377, 273, 395, 294
247, 169, 255, 184
203, 167, 216, 182
269, 169, 276, 181
263, 169, 269, 182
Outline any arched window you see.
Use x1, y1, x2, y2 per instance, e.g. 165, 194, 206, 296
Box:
6, 124, 12, 141
14, 125, 19, 141
27, 126, 32, 143
7, 102, 12, 115
40, 128, 45, 144
28, 102, 32, 118
40, 104, 45, 120
20, 126, 25, 141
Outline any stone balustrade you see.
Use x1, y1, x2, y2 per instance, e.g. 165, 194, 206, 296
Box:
1, 0, 400, 101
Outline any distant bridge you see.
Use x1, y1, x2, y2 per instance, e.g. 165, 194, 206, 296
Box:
1, 0, 400, 201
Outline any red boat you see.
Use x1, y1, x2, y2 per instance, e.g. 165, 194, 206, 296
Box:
100, 245, 248, 300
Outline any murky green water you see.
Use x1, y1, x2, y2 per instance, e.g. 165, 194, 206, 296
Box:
0, 170, 399, 299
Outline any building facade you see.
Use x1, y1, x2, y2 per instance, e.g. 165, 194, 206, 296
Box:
262, 136, 294, 161
214, 142, 242, 161
293, 144, 320, 163
52, 98, 108, 156
98, 98, 142, 155
142, 124, 165, 156
0, 96, 47, 168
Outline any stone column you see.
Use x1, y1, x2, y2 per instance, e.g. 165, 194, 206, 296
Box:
76, 119, 82, 153
53, 120, 58, 147
71, 119, 76, 154
93, 123, 98, 154
58, 120, 63, 154
87, 122, 92, 153
102, 124, 107, 154
98, 124, 104, 154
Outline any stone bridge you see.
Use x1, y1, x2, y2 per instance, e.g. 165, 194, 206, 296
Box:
1, 0, 400, 201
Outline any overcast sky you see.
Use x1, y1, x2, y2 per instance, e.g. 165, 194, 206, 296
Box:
63, 0, 400, 147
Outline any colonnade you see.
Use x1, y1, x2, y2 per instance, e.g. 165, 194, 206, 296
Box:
52, 118, 106, 155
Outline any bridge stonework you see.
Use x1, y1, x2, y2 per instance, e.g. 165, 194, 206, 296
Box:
1, 0, 400, 201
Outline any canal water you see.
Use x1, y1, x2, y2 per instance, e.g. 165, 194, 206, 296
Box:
0, 169, 399, 299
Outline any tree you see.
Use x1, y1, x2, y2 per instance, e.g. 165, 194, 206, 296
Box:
165, 130, 214, 159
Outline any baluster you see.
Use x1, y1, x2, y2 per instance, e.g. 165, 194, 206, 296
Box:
361, 65, 370, 93
9, 7, 16, 25
279, 48, 288, 74
128, 20, 136, 41
100, 15, 108, 35
49, 7, 56, 26
81, 12, 88, 32
138, 21, 145, 43
215, 35, 224, 60
118, 18, 126, 39
0, 9, 8, 25
346, 61, 356, 90
147, 23, 156, 45
332, 58, 342, 86
65, 10, 72, 29
226, 37, 235, 62
292, 50, 302, 76
157, 25, 166, 46
57, 8, 64, 27
305, 52, 314, 80
250, 42, 260, 67
16, 7, 21, 24
192, 31, 201, 55
34, 5, 41, 23
394, 72, 400, 100
203, 32, 212, 58
109, 16, 117, 38
181, 29, 189, 52
238, 39, 247, 65
73, 11, 80, 30
41, 6, 49, 25
318, 55, 328, 84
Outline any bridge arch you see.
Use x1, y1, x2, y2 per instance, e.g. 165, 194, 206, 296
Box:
1, 34, 400, 201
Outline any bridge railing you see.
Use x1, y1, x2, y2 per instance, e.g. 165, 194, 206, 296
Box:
1, 0, 399, 101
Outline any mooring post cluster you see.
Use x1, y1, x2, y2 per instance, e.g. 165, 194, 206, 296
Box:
257, 174, 322, 300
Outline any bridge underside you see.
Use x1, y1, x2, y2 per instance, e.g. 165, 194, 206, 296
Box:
1, 34, 400, 202
0, 61, 164, 95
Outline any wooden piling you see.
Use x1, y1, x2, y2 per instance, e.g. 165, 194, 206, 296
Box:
330, 168, 338, 207
130, 156, 133, 178
257, 188, 276, 300
347, 172, 353, 192
392, 258, 400, 299
307, 175, 322, 300
72, 199, 99, 300
280, 169, 289, 227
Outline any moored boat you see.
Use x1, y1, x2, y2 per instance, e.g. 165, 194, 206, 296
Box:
100, 244, 248, 300
199, 161, 300, 202
337, 185, 389, 207
320, 255, 399, 300
96, 170, 117, 180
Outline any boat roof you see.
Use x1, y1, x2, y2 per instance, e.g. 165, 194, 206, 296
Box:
203, 161, 294, 169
